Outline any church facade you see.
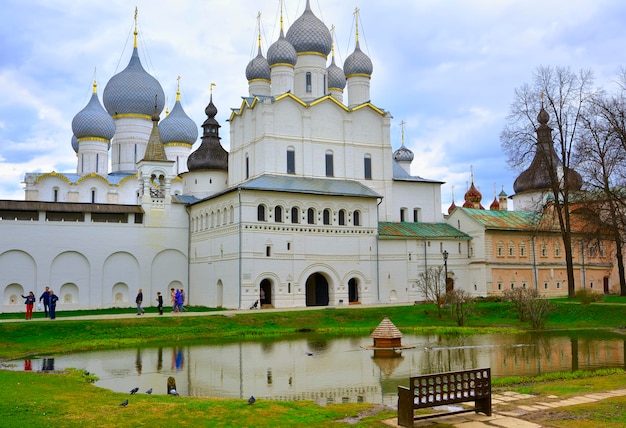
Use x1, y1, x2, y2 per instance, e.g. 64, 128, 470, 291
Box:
0, 2, 618, 313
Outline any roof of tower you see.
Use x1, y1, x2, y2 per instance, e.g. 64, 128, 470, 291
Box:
159, 85, 198, 146
490, 197, 500, 210
187, 93, 228, 171
393, 144, 414, 162
142, 105, 168, 161
344, 40, 373, 77
71, 80, 116, 141
465, 181, 482, 203
447, 201, 457, 215
103, 25, 165, 117
246, 45, 271, 81
513, 106, 583, 194
327, 56, 346, 90
285, 0, 332, 56
267, 28, 297, 67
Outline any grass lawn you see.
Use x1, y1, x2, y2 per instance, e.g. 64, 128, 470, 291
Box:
2, 299, 626, 426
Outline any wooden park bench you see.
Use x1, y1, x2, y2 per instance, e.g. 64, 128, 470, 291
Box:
397, 368, 491, 426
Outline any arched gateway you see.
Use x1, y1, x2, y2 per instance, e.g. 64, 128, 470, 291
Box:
305, 273, 329, 306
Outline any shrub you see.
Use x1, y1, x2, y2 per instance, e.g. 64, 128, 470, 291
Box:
575, 288, 605, 305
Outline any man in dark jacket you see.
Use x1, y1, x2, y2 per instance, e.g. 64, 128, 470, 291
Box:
39, 286, 50, 318
49, 290, 59, 319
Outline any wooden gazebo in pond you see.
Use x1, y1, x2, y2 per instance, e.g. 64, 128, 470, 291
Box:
361, 317, 415, 357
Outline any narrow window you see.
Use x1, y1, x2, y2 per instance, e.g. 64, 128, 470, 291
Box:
291, 207, 299, 224
325, 151, 334, 177
306, 72, 312, 93
338, 209, 346, 225
413, 208, 420, 222
323, 209, 331, 225
91, 189, 96, 203
257, 205, 266, 222
287, 148, 295, 174
245, 154, 250, 179
400, 208, 407, 222
307, 208, 315, 225
364, 155, 372, 179
53, 188, 59, 202
266, 246, 271, 257
353, 210, 360, 226
275, 206, 283, 223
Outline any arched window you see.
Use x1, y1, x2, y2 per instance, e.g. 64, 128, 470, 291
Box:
307, 208, 316, 225
508, 241, 515, 257
338, 209, 346, 225
275, 206, 283, 223
519, 241, 527, 257
323, 208, 331, 225
257, 205, 266, 222
306, 72, 312, 93
291, 206, 300, 224
353, 210, 360, 226
245, 153, 250, 179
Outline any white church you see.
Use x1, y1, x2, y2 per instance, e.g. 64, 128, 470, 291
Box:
0, 2, 493, 312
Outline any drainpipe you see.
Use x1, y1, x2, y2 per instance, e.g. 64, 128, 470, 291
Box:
531, 236, 538, 290
238, 188, 242, 309
376, 197, 382, 303
185, 204, 191, 305
581, 239, 586, 289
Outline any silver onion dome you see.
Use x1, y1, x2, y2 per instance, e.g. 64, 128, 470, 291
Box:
103, 47, 165, 116
285, 0, 331, 56
71, 87, 116, 141
159, 99, 198, 146
344, 40, 373, 77
245, 46, 271, 81
327, 56, 346, 90
267, 28, 297, 66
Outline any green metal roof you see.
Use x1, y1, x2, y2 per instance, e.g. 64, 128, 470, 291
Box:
456, 208, 542, 231
379, 222, 471, 239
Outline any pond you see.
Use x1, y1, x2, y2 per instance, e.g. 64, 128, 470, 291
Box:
7, 330, 626, 405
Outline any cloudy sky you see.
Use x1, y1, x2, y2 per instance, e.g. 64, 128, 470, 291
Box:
1, 0, 625, 212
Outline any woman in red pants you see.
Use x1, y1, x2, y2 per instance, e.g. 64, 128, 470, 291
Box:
21, 291, 36, 319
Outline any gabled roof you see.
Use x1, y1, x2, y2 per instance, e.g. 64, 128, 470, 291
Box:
240, 174, 382, 198
379, 221, 470, 239
454, 207, 543, 231
228, 92, 387, 122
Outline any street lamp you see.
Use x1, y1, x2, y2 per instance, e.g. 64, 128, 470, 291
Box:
442, 250, 449, 292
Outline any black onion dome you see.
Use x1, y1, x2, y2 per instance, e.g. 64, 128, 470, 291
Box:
267, 28, 297, 66
513, 106, 583, 193
245, 46, 271, 81
327, 56, 346, 90
103, 47, 165, 116
393, 144, 414, 162
159, 99, 198, 145
187, 95, 228, 171
285, 0, 332, 56
72, 87, 116, 140
344, 40, 373, 77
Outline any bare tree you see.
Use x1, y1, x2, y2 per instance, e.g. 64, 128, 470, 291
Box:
501, 66, 596, 298
448, 289, 474, 326
575, 90, 626, 295
416, 266, 447, 318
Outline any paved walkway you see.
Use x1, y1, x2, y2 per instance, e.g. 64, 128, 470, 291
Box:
381, 388, 626, 427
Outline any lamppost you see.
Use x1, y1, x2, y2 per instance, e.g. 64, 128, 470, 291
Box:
443, 250, 449, 292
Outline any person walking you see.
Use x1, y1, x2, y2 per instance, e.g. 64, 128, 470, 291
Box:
180, 288, 186, 311
175, 289, 183, 313
49, 290, 59, 319
39, 286, 50, 318
21, 291, 36, 320
156, 292, 163, 315
170, 288, 177, 312
136, 289, 145, 315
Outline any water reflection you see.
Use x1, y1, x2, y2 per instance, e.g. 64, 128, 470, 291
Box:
6, 332, 626, 406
